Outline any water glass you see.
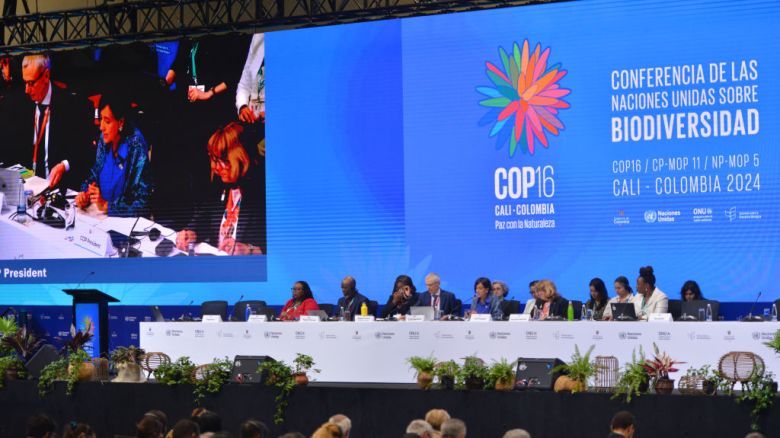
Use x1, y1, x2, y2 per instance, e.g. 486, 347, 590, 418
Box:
698, 309, 705, 321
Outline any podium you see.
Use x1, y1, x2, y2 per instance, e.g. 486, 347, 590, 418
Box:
63, 289, 119, 358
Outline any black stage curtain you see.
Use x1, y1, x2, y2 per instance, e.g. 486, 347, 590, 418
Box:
0, 381, 778, 437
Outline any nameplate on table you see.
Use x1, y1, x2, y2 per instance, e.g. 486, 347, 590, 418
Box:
354, 316, 375, 323
469, 314, 492, 322
299, 315, 322, 323
247, 314, 267, 323
405, 315, 426, 322
648, 313, 673, 322
202, 315, 223, 323
508, 314, 531, 322
73, 224, 112, 257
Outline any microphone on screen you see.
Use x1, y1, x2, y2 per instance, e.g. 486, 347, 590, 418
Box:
742, 291, 764, 322
230, 294, 245, 321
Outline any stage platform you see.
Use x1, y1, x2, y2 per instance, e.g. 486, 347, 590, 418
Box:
0, 380, 778, 437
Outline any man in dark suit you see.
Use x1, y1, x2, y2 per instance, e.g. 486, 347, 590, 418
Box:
335, 276, 369, 320
607, 411, 635, 438
417, 273, 459, 318
17, 54, 93, 190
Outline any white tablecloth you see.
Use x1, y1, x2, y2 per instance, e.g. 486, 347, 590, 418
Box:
140, 320, 780, 383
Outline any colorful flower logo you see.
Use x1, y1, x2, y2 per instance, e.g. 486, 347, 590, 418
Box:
478, 40, 571, 156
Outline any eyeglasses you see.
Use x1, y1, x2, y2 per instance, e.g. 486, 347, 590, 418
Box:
209, 154, 231, 169
291, 287, 304, 291
24, 69, 46, 90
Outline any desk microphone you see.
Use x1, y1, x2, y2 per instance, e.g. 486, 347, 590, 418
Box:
72, 271, 95, 292
742, 291, 764, 322
230, 294, 244, 320
179, 300, 194, 321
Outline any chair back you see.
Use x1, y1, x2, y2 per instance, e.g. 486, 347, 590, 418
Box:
201, 300, 228, 321
233, 300, 268, 321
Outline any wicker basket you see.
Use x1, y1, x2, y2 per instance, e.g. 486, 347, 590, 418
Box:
718, 351, 765, 391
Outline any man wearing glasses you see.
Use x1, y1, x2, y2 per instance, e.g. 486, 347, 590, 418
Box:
16, 54, 92, 189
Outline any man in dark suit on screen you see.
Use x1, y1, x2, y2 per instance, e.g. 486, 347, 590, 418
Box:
417, 272, 459, 318
15, 54, 92, 190
335, 275, 369, 320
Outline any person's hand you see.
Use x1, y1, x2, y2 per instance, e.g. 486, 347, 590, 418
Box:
175, 229, 197, 251
88, 183, 107, 212
391, 290, 406, 305
75, 191, 90, 209
188, 87, 214, 102
238, 105, 257, 124
48, 162, 65, 188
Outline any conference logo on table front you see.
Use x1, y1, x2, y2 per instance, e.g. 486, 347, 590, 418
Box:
352, 330, 362, 340
464, 330, 475, 341
618, 331, 642, 341
687, 331, 712, 341
657, 331, 672, 341
165, 329, 183, 337
295, 331, 306, 340
753, 331, 775, 341
319, 331, 338, 340
374, 331, 396, 340
591, 330, 603, 341
243, 329, 252, 339
434, 331, 455, 340
552, 330, 574, 341
194, 329, 205, 338
489, 331, 512, 340
263, 331, 282, 339
146, 326, 154, 336
216, 330, 234, 338
408, 331, 420, 340
478, 39, 571, 157
524, 331, 538, 340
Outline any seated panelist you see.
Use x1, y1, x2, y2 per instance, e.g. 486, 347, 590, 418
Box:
469, 277, 502, 320
279, 281, 319, 321
336, 276, 369, 320
75, 92, 152, 217
535, 279, 569, 320
602, 276, 635, 320
175, 122, 264, 255
417, 273, 458, 317
381, 275, 419, 319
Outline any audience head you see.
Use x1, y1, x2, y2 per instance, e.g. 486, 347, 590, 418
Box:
62, 421, 95, 438
402, 434, 421, 438
292, 280, 314, 302
680, 280, 703, 301
534, 279, 559, 302
239, 419, 269, 438
144, 410, 168, 432
26, 414, 56, 438
610, 411, 636, 438
440, 419, 467, 438
211, 433, 233, 438
171, 419, 199, 438
424, 273, 442, 293
424, 409, 450, 431
207, 121, 252, 185
502, 430, 531, 438
589, 278, 609, 305
406, 419, 434, 438
491, 280, 509, 299
22, 54, 51, 103
136, 415, 164, 438
614, 276, 633, 298
637, 266, 656, 294
341, 276, 357, 298
328, 414, 352, 438
311, 422, 342, 438
744, 433, 766, 438
278, 433, 306, 438
193, 409, 221, 433
394, 275, 417, 297
474, 277, 492, 301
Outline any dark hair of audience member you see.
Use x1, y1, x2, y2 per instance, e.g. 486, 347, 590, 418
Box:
172, 419, 200, 438
294, 280, 315, 301
144, 410, 168, 431
136, 415, 164, 438
194, 410, 222, 433
680, 280, 704, 300
26, 414, 56, 438
589, 277, 609, 305
211, 432, 233, 438
394, 275, 417, 294
610, 410, 636, 430
63, 421, 95, 438
278, 433, 306, 438
638, 266, 656, 289
240, 419, 269, 438
614, 276, 633, 294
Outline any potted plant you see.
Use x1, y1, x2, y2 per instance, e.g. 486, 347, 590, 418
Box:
1, 323, 41, 387
487, 358, 516, 391
552, 345, 598, 393
458, 356, 488, 390
292, 353, 320, 386
0, 355, 26, 388
612, 347, 649, 403
0, 316, 16, 339
766, 329, 780, 355
154, 356, 197, 385
407, 355, 437, 389
643, 343, 684, 394
110, 345, 146, 383
258, 359, 295, 425
434, 360, 460, 390
682, 365, 723, 396
63, 324, 94, 383
192, 357, 233, 404
737, 369, 777, 432
2, 325, 44, 363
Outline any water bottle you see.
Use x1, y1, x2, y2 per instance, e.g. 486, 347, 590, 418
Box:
434, 308, 442, 321
581, 304, 588, 321
495, 305, 504, 321
706, 303, 713, 322
360, 301, 368, 317
245, 304, 251, 321
338, 306, 345, 321
567, 301, 574, 321
772, 304, 778, 322
13, 183, 32, 224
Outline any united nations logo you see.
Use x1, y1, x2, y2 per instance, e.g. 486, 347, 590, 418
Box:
489, 332, 497, 339
165, 330, 171, 336
752, 332, 760, 340
374, 332, 382, 339
644, 210, 658, 223
553, 331, 561, 340
264, 331, 271, 339
618, 332, 627, 340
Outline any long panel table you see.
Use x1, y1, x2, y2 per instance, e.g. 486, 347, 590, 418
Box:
140, 320, 780, 383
